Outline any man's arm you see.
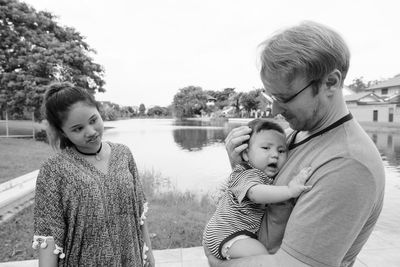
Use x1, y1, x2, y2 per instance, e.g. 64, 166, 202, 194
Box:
224, 126, 252, 168
204, 244, 310, 267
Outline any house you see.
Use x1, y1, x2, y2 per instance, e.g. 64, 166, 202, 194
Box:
206, 95, 217, 106
363, 75, 400, 99
345, 85, 400, 124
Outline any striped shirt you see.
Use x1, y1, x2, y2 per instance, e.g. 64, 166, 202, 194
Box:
203, 163, 274, 259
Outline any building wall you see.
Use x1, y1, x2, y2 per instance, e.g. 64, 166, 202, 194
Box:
371, 86, 400, 97
347, 104, 398, 123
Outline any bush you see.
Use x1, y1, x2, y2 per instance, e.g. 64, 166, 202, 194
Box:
34, 129, 48, 143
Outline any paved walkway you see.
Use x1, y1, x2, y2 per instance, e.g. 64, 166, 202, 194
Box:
1, 170, 400, 266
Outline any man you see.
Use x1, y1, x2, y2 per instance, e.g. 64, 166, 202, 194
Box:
204, 21, 385, 266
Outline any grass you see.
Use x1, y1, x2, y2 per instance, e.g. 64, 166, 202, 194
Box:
0, 120, 44, 137
0, 138, 53, 184
0, 140, 216, 262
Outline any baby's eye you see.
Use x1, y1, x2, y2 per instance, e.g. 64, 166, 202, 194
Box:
90, 117, 97, 124
262, 147, 270, 150
279, 150, 286, 154
73, 127, 82, 132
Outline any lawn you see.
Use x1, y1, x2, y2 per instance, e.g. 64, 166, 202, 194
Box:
0, 138, 53, 184
0, 139, 216, 262
0, 120, 44, 137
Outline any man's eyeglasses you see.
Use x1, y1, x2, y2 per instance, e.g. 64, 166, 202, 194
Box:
268, 80, 317, 104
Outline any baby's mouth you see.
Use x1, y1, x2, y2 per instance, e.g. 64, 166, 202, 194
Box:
267, 162, 278, 169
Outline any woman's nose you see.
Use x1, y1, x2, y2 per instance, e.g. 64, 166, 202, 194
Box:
85, 126, 96, 136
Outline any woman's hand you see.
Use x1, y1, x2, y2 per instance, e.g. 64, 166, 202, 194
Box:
144, 249, 155, 267
225, 126, 252, 168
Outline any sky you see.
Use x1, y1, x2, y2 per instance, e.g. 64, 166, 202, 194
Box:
22, 0, 400, 107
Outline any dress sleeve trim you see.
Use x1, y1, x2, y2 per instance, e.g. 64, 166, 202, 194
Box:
32, 235, 65, 259
140, 202, 149, 225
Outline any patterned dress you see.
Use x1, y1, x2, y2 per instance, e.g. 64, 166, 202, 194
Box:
33, 142, 147, 266
203, 163, 273, 259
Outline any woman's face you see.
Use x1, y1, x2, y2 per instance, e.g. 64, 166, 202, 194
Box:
61, 101, 104, 153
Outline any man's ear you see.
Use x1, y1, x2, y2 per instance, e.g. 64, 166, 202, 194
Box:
323, 69, 342, 95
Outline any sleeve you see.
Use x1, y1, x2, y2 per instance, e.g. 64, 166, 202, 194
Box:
33, 162, 66, 257
127, 147, 147, 225
229, 167, 266, 204
280, 158, 379, 267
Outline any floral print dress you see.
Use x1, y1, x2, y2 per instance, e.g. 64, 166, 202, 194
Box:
33, 142, 147, 266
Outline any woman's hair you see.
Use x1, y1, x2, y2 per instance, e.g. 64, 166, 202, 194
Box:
42, 82, 99, 150
258, 21, 350, 93
247, 118, 285, 139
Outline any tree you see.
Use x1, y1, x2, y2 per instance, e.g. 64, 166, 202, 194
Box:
347, 77, 367, 93
0, 0, 105, 120
229, 91, 243, 116
139, 103, 146, 116
240, 90, 260, 113
172, 86, 207, 118
147, 106, 168, 117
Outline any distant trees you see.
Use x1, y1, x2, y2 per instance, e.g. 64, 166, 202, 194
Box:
171, 85, 271, 118
139, 104, 146, 116
347, 77, 382, 93
0, 0, 105, 120
172, 86, 208, 118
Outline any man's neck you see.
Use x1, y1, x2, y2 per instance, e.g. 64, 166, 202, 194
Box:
299, 98, 349, 139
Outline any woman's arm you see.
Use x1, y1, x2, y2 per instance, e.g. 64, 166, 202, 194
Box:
37, 237, 58, 267
141, 222, 155, 267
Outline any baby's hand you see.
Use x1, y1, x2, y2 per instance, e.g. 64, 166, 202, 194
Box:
288, 167, 312, 198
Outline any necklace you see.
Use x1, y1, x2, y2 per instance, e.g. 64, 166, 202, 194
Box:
75, 143, 103, 161
288, 113, 353, 150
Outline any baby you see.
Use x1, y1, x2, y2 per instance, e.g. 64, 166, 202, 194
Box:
203, 119, 311, 260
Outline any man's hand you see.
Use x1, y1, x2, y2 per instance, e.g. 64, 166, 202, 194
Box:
225, 126, 252, 168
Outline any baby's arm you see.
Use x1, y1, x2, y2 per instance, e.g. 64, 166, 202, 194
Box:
247, 167, 311, 204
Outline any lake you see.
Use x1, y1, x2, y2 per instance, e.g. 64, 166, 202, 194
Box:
102, 118, 399, 190
102, 118, 400, 235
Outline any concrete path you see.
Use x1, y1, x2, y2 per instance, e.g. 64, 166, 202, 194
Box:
1, 170, 400, 266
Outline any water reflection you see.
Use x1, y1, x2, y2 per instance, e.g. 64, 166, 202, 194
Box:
103, 119, 400, 196
366, 131, 400, 171
172, 120, 242, 151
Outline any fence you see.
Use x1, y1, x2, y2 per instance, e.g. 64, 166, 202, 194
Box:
0, 111, 36, 139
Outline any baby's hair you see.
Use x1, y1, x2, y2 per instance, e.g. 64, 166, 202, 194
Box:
247, 118, 285, 139
42, 81, 99, 150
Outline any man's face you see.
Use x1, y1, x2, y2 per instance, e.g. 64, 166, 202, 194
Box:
263, 75, 324, 131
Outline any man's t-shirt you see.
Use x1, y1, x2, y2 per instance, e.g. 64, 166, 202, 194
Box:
258, 118, 385, 267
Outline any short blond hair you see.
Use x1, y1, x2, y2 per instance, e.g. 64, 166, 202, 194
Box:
259, 21, 350, 88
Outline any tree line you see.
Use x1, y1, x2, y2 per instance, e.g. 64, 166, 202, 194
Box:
0, 0, 391, 121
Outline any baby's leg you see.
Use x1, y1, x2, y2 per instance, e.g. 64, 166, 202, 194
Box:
222, 235, 268, 260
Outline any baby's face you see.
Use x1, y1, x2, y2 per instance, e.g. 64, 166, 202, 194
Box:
243, 129, 287, 177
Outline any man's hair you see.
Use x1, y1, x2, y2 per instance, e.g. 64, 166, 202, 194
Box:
248, 119, 285, 139
258, 21, 350, 91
